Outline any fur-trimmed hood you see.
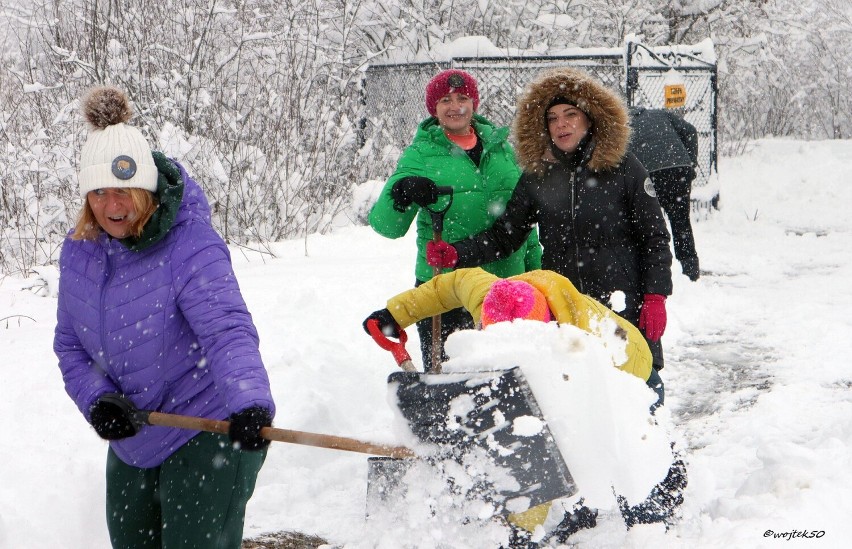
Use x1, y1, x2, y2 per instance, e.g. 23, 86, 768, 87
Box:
512, 67, 630, 175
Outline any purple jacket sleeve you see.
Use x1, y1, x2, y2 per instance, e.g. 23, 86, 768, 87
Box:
54, 245, 120, 420
170, 221, 276, 418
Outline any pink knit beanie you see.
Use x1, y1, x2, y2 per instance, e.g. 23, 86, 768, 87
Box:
481, 279, 552, 327
425, 69, 480, 116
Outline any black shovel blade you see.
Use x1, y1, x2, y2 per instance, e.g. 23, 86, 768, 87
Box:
365, 456, 416, 520
388, 366, 576, 510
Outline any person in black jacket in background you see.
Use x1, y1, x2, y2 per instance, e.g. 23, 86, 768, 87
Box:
628, 106, 701, 281
426, 66, 673, 372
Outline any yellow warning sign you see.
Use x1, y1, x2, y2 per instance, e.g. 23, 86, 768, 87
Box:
664, 84, 686, 109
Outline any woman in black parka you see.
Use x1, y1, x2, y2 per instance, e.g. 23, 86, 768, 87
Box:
427, 66, 673, 370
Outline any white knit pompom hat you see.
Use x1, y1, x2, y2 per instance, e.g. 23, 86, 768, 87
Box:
78, 86, 158, 198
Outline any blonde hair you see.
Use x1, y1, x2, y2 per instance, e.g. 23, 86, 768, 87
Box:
72, 188, 158, 241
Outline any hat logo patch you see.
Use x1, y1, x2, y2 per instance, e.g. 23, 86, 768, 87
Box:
111, 155, 137, 180
447, 73, 465, 88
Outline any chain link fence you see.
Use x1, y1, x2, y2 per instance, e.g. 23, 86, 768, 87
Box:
361, 42, 718, 211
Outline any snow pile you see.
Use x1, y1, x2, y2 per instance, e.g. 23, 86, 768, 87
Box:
444, 320, 675, 508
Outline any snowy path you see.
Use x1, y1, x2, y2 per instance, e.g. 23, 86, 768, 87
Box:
670, 324, 776, 448
656, 140, 852, 547
667, 269, 778, 451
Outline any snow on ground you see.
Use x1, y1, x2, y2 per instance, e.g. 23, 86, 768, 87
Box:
1, 138, 851, 548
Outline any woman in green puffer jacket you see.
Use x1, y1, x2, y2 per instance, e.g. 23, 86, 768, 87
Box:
369, 69, 541, 371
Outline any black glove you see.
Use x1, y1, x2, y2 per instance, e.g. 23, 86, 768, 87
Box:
228, 406, 272, 451
362, 308, 401, 339
390, 176, 438, 212
89, 393, 140, 440
680, 256, 700, 282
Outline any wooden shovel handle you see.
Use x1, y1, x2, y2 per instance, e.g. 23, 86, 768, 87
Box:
144, 411, 415, 459
425, 186, 453, 375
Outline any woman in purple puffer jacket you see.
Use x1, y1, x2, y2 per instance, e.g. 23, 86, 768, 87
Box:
54, 86, 276, 549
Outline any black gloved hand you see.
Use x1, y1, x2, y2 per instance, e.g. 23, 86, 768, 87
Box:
680, 256, 700, 282
362, 308, 401, 339
228, 406, 272, 451
390, 176, 438, 212
89, 394, 140, 440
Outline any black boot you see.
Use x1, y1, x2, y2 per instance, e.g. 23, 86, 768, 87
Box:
547, 501, 598, 543
505, 525, 538, 548
619, 458, 688, 529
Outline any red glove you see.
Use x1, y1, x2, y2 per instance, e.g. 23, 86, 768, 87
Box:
638, 294, 667, 341
426, 241, 458, 269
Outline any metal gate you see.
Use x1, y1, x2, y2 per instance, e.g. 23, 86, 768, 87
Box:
362, 40, 718, 209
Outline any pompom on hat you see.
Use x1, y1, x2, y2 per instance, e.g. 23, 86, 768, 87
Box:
481, 279, 552, 328
77, 86, 158, 198
425, 69, 480, 116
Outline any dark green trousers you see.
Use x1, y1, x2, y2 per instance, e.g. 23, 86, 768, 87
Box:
106, 432, 266, 549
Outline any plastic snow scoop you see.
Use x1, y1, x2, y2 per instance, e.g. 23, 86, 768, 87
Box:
424, 185, 454, 374
365, 325, 577, 515
98, 394, 415, 458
